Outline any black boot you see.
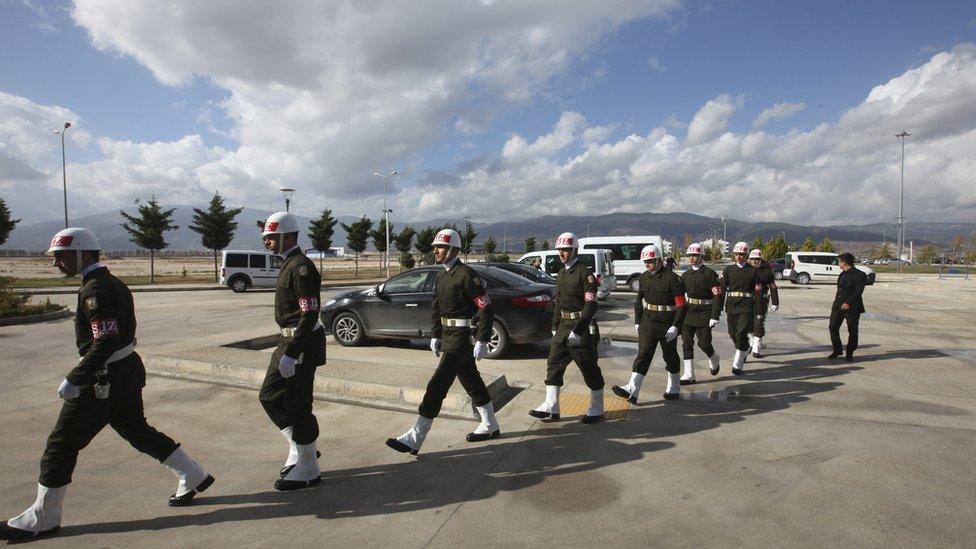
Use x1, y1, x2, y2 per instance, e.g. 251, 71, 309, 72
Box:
466, 430, 501, 442
274, 477, 322, 492
169, 475, 215, 507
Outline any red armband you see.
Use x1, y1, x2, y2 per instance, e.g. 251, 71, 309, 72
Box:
711, 286, 722, 296
584, 291, 596, 302
754, 283, 763, 293
674, 295, 686, 307
91, 319, 119, 339
474, 294, 491, 309
298, 297, 319, 312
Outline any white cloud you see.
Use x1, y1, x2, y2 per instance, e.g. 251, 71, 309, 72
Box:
646, 55, 667, 72
752, 101, 807, 130
685, 93, 743, 145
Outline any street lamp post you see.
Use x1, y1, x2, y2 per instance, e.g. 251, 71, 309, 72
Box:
54, 122, 71, 228
373, 171, 398, 277
503, 225, 507, 255
721, 214, 728, 258
895, 131, 910, 262
279, 187, 295, 212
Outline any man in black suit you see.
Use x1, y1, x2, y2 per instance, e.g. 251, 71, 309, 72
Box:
829, 252, 867, 361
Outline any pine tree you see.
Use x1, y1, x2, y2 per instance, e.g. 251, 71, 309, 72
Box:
541, 239, 550, 250
120, 197, 178, 283
340, 216, 372, 276
763, 234, 789, 262
524, 237, 537, 253
461, 222, 477, 261
370, 218, 393, 271
817, 236, 836, 253
415, 226, 437, 265
393, 226, 416, 269
751, 236, 766, 252
0, 198, 19, 246
801, 237, 816, 251
189, 192, 243, 282
308, 208, 338, 273
483, 236, 498, 260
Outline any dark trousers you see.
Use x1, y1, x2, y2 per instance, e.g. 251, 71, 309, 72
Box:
40, 390, 178, 488
727, 310, 754, 351
419, 344, 492, 419
633, 321, 681, 374
681, 324, 715, 359
545, 328, 604, 390
829, 309, 860, 355
260, 343, 319, 444
754, 299, 769, 338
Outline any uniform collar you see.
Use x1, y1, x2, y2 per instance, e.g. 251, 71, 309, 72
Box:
281, 245, 301, 259
443, 256, 460, 271
564, 257, 579, 270
736, 262, 746, 268
692, 264, 702, 271
81, 262, 105, 281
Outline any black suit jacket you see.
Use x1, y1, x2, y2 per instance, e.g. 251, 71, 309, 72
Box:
832, 268, 867, 314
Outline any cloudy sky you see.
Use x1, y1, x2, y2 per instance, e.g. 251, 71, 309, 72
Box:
1, 0, 975, 228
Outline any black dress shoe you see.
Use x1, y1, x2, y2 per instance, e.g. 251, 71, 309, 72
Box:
280, 451, 322, 478
385, 438, 418, 455
663, 392, 679, 400
611, 385, 637, 403
827, 352, 841, 359
752, 352, 764, 359
274, 476, 322, 492
580, 414, 603, 424
0, 521, 60, 542
679, 379, 696, 386
169, 474, 215, 507
709, 366, 719, 376
845, 354, 854, 362
528, 409, 560, 420
731, 368, 743, 376
466, 430, 501, 442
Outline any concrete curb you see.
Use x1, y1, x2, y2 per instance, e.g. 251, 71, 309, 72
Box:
0, 306, 72, 326
146, 354, 509, 421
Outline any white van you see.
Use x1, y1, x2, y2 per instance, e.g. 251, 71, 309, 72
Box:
783, 251, 876, 285
579, 236, 664, 292
220, 250, 283, 292
517, 249, 616, 298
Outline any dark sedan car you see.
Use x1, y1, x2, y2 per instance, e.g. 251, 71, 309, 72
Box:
768, 257, 787, 279
476, 261, 557, 285
320, 264, 555, 359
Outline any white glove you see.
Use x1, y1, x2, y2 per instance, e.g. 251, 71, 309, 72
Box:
634, 324, 640, 332
665, 326, 678, 342
278, 355, 297, 378
708, 318, 719, 328
57, 378, 80, 400
567, 331, 581, 346
473, 341, 489, 360
430, 338, 441, 357
770, 304, 779, 313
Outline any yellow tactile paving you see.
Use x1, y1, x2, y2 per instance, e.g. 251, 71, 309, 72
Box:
559, 391, 630, 421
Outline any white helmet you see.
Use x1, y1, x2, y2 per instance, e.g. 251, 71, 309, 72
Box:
641, 244, 662, 261
749, 248, 763, 260
554, 232, 578, 250
431, 228, 461, 248
686, 243, 703, 255
733, 241, 749, 255
262, 211, 301, 237
46, 228, 100, 255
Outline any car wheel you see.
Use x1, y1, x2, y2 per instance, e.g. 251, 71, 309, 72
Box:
628, 277, 640, 293
229, 276, 249, 293
796, 272, 811, 285
485, 321, 510, 359
773, 270, 783, 280
332, 312, 365, 346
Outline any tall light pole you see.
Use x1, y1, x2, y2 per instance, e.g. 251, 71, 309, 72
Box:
503, 225, 508, 255
721, 214, 728, 258
54, 122, 71, 228
373, 171, 397, 277
279, 187, 295, 212
895, 130, 910, 261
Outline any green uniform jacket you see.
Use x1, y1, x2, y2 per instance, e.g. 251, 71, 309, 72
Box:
756, 264, 780, 306
634, 267, 687, 330
430, 260, 494, 346
717, 263, 761, 317
276, 247, 325, 365
71, 266, 144, 397
680, 265, 722, 327
552, 260, 598, 336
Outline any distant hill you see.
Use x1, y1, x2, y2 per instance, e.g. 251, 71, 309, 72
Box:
3, 206, 973, 252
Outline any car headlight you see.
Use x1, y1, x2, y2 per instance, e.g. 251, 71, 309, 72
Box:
324, 299, 337, 308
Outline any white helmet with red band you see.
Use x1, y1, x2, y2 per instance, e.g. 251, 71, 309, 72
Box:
46, 228, 100, 255
554, 232, 578, 250
431, 228, 461, 248
640, 244, 661, 261
749, 248, 763, 260
733, 241, 749, 255
262, 211, 301, 237
686, 243, 703, 255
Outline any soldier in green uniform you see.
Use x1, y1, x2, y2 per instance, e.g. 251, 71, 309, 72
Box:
529, 232, 605, 423
612, 244, 687, 403
259, 212, 326, 491
2, 228, 213, 543
748, 248, 779, 358
387, 229, 498, 455
677, 243, 723, 383
716, 241, 762, 375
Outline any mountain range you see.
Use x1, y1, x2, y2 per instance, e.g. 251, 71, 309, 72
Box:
2, 206, 973, 253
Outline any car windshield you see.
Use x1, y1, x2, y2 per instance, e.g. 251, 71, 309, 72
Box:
471, 265, 533, 287
497, 263, 556, 284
